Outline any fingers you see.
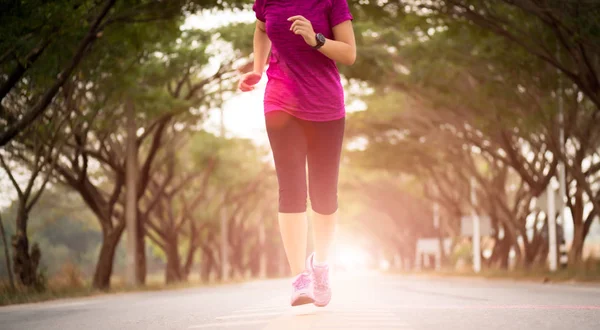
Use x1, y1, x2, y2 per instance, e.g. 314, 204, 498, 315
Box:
248, 72, 262, 83
288, 16, 314, 45
291, 24, 305, 34
239, 82, 255, 92
289, 15, 312, 33
293, 28, 310, 38
239, 72, 262, 91
287, 15, 308, 22
290, 20, 308, 32
239, 77, 253, 91
290, 22, 313, 43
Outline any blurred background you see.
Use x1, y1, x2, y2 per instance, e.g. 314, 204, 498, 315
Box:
1, 0, 599, 305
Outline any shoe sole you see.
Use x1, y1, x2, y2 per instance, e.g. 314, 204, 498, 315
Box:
313, 290, 332, 307
291, 294, 315, 306
314, 298, 331, 307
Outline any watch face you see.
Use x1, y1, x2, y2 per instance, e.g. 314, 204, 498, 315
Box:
317, 33, 326, 44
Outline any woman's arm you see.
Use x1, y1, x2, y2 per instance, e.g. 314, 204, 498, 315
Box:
239, 20, 271, 92
253, 20, 272, 73
288, 16, 356, 66
318, 21, 356, 66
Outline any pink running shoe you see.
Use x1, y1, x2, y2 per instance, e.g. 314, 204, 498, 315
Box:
291, 271, 314, 306
308, 253, 332, 307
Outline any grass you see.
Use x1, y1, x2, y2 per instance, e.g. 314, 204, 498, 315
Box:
0, 283, 97, 306
396, 264, 600, 284
0, 272, 249, 307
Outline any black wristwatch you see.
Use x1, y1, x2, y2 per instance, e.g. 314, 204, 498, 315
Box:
312, 33, 326, 49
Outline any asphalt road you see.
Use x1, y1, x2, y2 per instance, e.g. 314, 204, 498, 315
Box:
1, 272, 599, 330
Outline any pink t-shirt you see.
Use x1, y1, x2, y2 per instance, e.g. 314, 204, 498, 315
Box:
253, 0, 353, 122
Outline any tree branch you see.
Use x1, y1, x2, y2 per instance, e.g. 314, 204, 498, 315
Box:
0, 0, 117, 146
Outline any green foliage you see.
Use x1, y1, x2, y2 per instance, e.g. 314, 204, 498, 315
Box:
0, 0, 96, 72
345, 0, 571, 175
0, 0, 254, 143
184, 130, 268, 185
216, 22, 256, 58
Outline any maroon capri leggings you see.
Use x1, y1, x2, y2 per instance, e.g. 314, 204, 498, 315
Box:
265, 110, 345, 215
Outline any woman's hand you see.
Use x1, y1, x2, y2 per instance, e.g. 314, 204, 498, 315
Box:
238, 72, 262, 92
288, 16, 317, 47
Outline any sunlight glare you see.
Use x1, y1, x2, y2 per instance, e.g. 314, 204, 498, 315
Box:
333, 244, 370, 272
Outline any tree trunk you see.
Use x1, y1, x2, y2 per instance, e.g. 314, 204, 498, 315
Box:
92, 229, 123, 290
165, 236, 183, 284
497, 235, 511, 270
11, 205, 40, 287
522, 240, 537, 269
180, 253, 195, 282
534, 238, 549, 268
522, 216, 547, 269
437, 225, 446, 268
569, 224, 585, 267
249, 244, 260, 278
0, 213, 15, 290
125, 99, 140, 286
568, 187, 585, 268
200, 253, 212, 283
11, 232, 30, 285
181, 232, 199, 281
200, 244, 216, 282
490, 226, 513, 270
512, 239, 523, 268
136, 214, 146, 284
229, 240, 243, 279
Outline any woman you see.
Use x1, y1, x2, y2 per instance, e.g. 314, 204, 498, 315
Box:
238, 0, 356, 307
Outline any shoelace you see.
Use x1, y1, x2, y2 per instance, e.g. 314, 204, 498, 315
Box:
293, 274, 311, 290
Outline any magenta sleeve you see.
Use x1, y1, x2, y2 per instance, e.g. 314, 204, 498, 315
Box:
253, 0, 266, 22
329, 0, 353, 27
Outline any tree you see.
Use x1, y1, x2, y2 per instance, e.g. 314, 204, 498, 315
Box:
46, 25, 238, 289
340, 0, 600, 270
142, 132, 219, 283
428, 0, 600, 111
0, 186, 103, 278
0, 116, 64, 287
0, 0, 252, 145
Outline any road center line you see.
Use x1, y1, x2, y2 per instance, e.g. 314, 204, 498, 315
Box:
216, 311, 283, 320
189, 320, 270, 329
388, 304, 600, 310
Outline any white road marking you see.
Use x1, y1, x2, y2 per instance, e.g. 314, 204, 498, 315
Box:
257, 305, 412, 330
326, 310, 395, 315
325, 316, 399, 321
188, 320, 269, 329
216, 311, 283, 320
195, 286, 413, 330
316, 326, 413, 329
238, 306, 290, 313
